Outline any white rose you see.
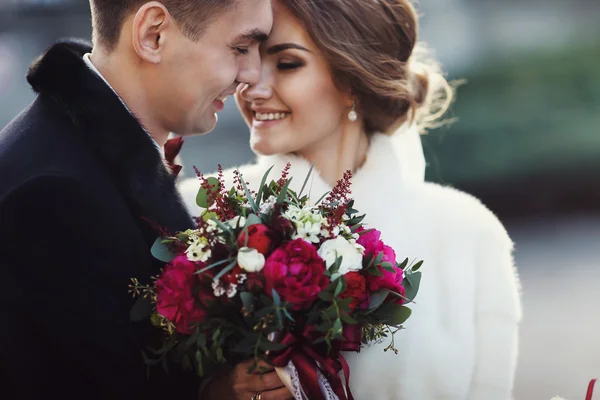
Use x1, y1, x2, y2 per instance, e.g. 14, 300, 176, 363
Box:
318, 236, 363, 275
237, 247, 266, 273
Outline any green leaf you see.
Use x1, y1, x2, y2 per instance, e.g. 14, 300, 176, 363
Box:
367, 267, 383, 277
411, 260, 424, 272
367, 289, 389, 311
245, 213, 263, 227
276, 177, 293, 205
196, 177, 220, 208
240, 292, 253, 310
271, 289, 281, 307
312, 189, 329, 205
255, 165, 274, 208
380, 262, 396, 273
130, 296, 154, 322
150, 237, 176, 263
333, 318, 343, 336
298, 162, 315, 199
402, 271, 422, 303
197, 258, 231, 274
319, 291, 334, 302
214, 260, 237, 281
283, 307, 295, 322
398, 258, 409, 271
275, 308, 284, 330
340, 313, 358, 324
334, 279, 345, 297
376, 304, 412, 326
238, 173, 258, 213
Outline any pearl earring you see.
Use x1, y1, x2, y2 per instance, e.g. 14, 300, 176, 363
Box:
348, 101, 358, 122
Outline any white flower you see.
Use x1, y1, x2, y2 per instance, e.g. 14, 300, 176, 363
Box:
284, 205, 329, 243
226, 283, 238, 298
212, 280, 225, 297
318, 236, 363, 275
259, 195, 277, 214
227, 215, 247, 228
237, 247, 266, 272
186, 236, 211, 262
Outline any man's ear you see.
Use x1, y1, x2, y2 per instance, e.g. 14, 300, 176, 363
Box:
131, 1, 172, 64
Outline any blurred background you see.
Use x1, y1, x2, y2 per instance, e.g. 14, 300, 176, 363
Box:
1, 0, 599, 398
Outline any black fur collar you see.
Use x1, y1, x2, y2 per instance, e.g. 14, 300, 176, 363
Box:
27, 39, 193, 235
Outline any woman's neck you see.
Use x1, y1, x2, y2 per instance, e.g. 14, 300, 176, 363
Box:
295, 127, 370, 187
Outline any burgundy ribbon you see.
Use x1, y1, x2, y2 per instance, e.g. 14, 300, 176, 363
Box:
164, 136, 183, 177
269, 325, 361, 400
586, 379, 597, 400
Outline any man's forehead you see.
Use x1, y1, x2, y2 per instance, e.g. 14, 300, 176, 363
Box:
224, 0, 273, 39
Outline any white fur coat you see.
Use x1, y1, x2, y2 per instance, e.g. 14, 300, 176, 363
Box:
179, 133, 522, 400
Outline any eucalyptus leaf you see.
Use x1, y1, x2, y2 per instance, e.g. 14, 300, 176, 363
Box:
318, 291, 334, 302
240, 292, 254, 310
150, 237, 176, 263
334, 279, 345, 297
130, 296, 154, 322
398, 257, 409, 271
196, 177, 220, 208
367, 289, 389, 311
377, 304, 412, 326
333, 319, 343, 336
403, 270, 422, 303
245, 213, 263, 227
411, 260, 424, 272
271, 289, 281, 307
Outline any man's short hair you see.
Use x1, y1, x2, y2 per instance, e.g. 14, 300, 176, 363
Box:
90, 0, 237, 51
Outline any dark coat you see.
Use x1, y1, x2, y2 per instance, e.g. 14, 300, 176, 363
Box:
0, 39, 200, 399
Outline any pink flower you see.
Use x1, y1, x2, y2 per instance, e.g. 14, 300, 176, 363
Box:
263, 239, 329, 310
155, 255, 206, 334
357, 228, 405, 304
357, 228, 396, 264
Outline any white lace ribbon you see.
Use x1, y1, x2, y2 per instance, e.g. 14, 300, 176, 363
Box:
275, 361, 340, 400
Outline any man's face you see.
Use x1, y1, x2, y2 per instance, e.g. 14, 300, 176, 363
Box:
150, 0, 273, 136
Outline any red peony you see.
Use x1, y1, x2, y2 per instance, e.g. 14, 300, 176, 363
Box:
340, 272, 368, 311
357, 228, 405, 304
237, 224, 272, 255
263, 239, 329, 310
155, 255, 206, 334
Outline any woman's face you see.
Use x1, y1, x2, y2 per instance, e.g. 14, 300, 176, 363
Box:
235, 0, 352, 157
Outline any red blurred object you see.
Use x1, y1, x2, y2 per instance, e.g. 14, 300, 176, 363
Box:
586, 379, 597, 400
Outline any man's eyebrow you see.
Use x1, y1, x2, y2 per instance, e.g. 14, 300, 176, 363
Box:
234, 29, 269, 43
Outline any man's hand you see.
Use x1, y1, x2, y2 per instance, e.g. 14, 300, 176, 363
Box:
202, 359, 293, 400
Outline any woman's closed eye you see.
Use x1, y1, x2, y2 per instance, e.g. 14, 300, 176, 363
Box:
277, 60, 305, 70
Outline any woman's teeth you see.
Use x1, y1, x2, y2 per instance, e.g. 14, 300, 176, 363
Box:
254, 112, 290, 121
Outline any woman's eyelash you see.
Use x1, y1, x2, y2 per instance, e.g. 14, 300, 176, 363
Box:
277, 61, 304, 70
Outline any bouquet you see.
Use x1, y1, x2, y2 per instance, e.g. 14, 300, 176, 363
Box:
130, 164, 422, 400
